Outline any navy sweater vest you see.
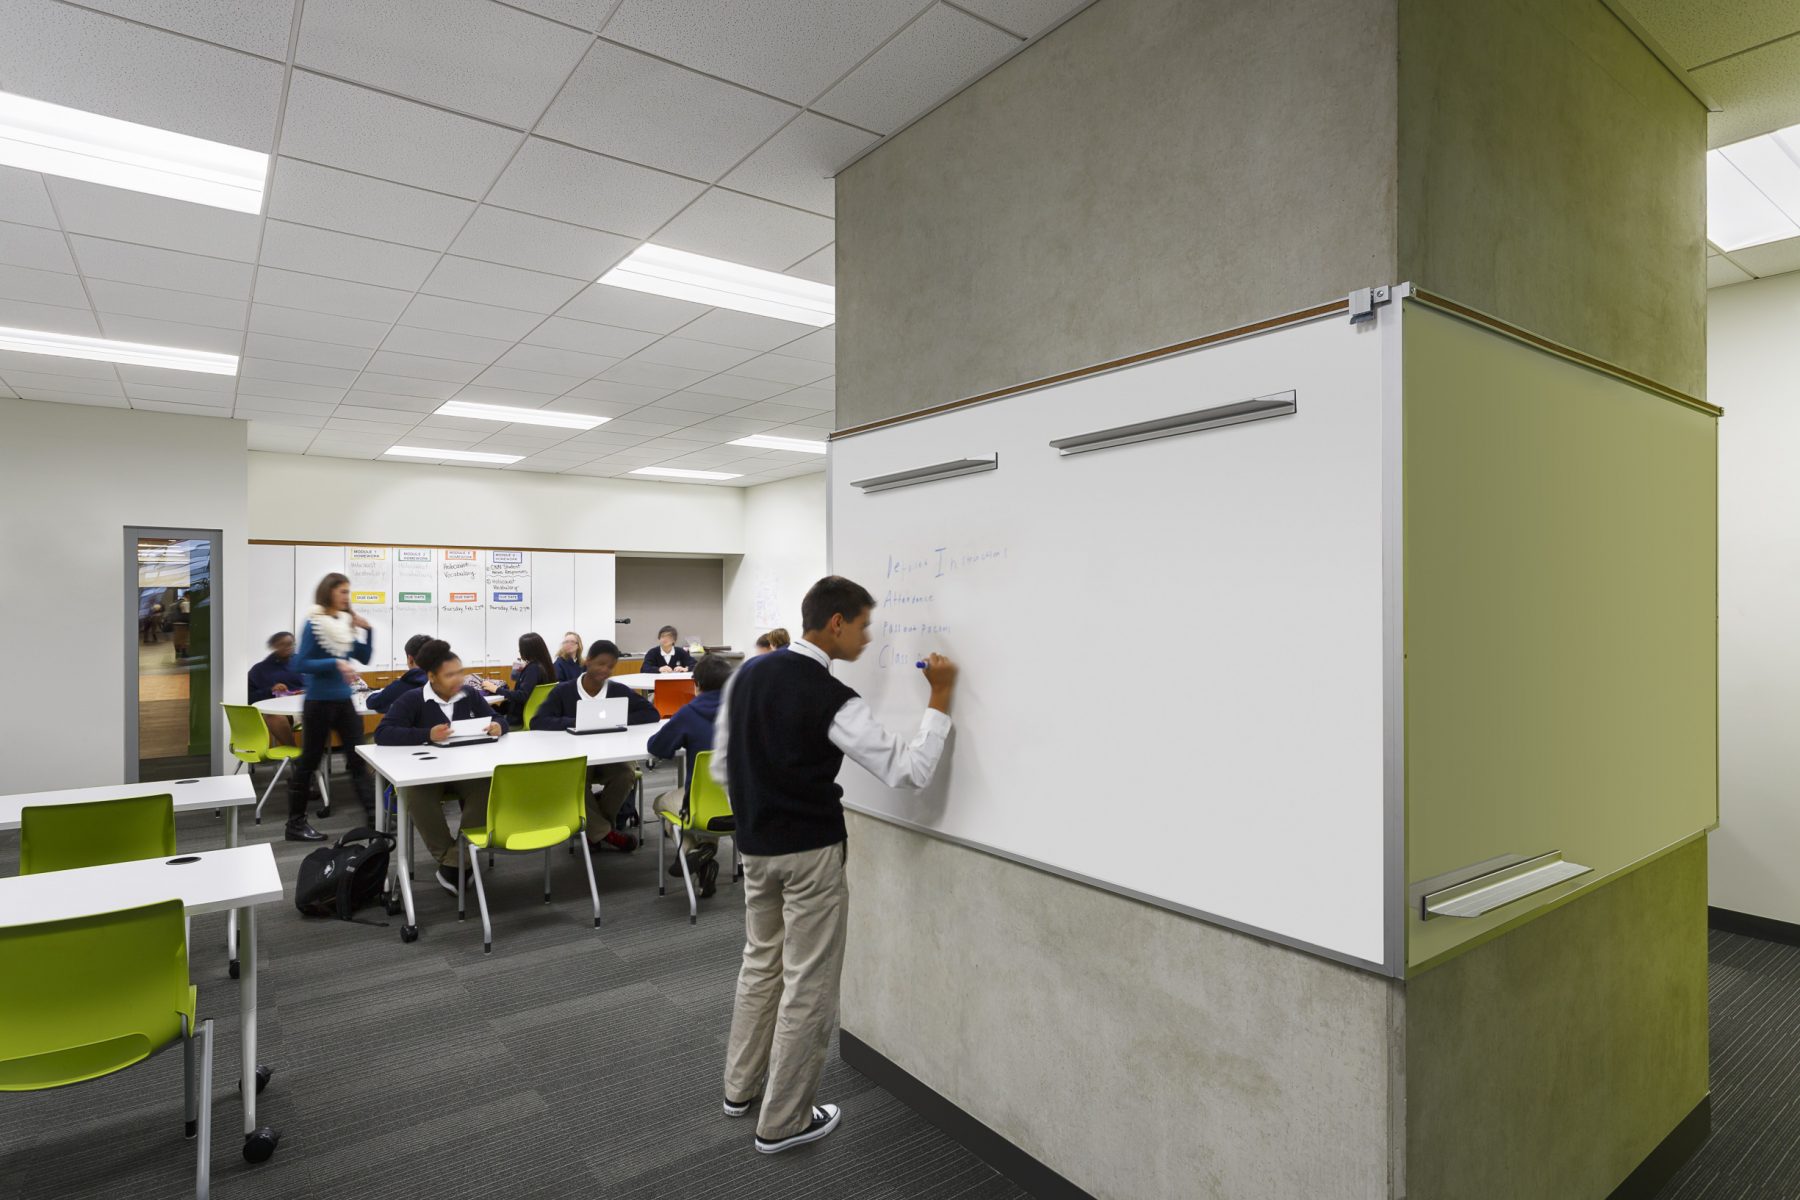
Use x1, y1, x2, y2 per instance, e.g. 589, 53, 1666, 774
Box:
725, 648, 859, 857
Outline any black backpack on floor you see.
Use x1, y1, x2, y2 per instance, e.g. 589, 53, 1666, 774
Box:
295, 827, 394, 920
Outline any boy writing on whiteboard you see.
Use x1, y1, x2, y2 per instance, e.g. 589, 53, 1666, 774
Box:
713, 575, 958, 1154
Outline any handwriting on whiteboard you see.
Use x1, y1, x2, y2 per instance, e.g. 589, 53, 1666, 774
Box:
874, 543, 1008, 668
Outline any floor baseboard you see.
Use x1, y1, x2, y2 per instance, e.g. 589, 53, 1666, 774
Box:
1710, 905, 1800, 948
1606, 1095, 1711, 1200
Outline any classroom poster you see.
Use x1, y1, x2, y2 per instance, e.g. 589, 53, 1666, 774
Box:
346, 547, 393, 668
485, 550, 533, 665
391, 548, 438, 654
438, 549, 487, 663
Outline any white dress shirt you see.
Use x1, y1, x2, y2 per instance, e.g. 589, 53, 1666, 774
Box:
423, 684, 460, 727
713, 637, 952, 791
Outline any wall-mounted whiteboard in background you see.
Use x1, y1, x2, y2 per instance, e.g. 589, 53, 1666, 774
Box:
253, 544, 615, 673
829, 312, 1394, 968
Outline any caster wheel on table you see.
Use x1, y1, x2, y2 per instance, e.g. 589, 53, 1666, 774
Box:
384, 893, 403, 916
243, 1128, 280, 1163
228, 958, 240, 979
255, 1064, 273, 1094
400, 924, 419, 943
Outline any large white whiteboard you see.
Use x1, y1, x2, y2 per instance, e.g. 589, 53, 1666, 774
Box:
829, 314, 1394, 966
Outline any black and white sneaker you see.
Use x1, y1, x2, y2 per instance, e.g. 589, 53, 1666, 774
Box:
754, 1104, 841, 1154
722, 1092, 759, 1118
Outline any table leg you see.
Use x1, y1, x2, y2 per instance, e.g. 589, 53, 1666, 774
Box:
397, 786, 419, 943
239, 906, 280, 1162
226, 808, 240, 978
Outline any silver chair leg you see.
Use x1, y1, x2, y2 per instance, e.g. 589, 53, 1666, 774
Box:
196, 1019, 213, 1200
579, 831, 601, 928
253, 758, 289, 824
674, 826, 697, 925
182, 1013, 197, 1137
457, 838, 466, 921
543, 848, 552, 904
657, 813, 667, 896
469, 836, 493, 953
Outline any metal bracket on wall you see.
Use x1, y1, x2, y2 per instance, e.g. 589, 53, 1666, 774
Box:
1348, 284, 1394, 325
1415, 851, 1593, 920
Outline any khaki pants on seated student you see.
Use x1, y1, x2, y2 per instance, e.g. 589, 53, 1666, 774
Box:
586, 761, 636, 840
724, 841, 849, 1141
405, 780, 490, 866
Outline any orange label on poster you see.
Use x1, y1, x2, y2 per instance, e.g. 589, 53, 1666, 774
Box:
449, 591, 477, 603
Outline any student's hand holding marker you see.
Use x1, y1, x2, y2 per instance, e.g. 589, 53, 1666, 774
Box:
918, 653, 958, 715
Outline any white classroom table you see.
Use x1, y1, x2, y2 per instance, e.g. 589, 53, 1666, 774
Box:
0, 843, 286, 1162
252, 690, 506, 718
610, 671, 691, 690
357, 725, 666, 943
0, 775, 259, 976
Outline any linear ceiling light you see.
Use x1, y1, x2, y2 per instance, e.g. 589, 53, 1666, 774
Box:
384, 446, 524, 464
629, 466, 742, 481
729, 434, 828, 454
0, 325, 238, 374
435, 399, 607, 429
1708, 138, 1800, 251
0, 90, 267, 213
600, 244, 834, 327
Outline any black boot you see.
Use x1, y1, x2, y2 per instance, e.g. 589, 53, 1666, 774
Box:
285, 819, 326, 842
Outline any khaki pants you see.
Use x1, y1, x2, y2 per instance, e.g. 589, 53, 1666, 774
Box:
404, 779, 490, 866
723, 841, 849, 1140
586, 762, 636, 840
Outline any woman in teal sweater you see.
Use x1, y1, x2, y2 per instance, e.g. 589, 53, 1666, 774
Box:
285, 572, 375, 842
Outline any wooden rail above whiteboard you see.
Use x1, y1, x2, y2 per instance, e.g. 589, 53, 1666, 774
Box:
250, 539, 619, 554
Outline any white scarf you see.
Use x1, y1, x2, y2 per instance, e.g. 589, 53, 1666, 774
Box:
307, 605, 356, 657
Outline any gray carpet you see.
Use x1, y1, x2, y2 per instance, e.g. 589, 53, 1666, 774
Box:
0, 761, 1027, 1200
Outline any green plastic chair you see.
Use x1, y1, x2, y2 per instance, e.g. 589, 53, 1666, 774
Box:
656, 751, 741, 925
0, 899, 215, 1198
458, 756, 598, 954
223, 703, 303, 824
20, 794, 176, 875
521, 683, 558, 729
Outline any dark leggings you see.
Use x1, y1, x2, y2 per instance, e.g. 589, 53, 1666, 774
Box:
288, 698, 374, 823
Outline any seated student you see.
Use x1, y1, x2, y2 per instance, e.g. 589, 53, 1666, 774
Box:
365, 633, 432, 713
647, 653, 734, 896
642, 625, 696, 674
555, 631, 584, 683
500, 632, 558, 714
753, 628, 791, 655
373, 639, 506, 893
247, 631, 305, 746
531, 638, 659, 853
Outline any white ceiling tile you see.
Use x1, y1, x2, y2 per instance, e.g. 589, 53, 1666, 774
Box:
124, 382, 234, 407
239, 357, 361, 388
558, 378, 672, 405
267, 158, 476, 250
602, 416, 690, 436
296, 0, 590, 127
555, 284, 708, 333
538, 41, 798, 180
524, 315, 663, 356
785, 243, 834, 284
791, 410, 836, 428
87, 279, 248, 331
0, 298, 98, 336
730, 353, 834, 384
247, 426, 319, 452
0, 369, 123, 397
48, 178, 262, 261
10, 388, 127, 409
814, 4, 1020, 135
0, 0, 285, 147
249, 302, 391, 348
779, 328, 834, 365
0, 264, 89, 310
676, 308, 818, 351
0, 167, 58, 229
953, 0, 1091, 37
280, 71, 521, 199
631, 336, 758, 372
494, 342, 619, 378
557, 426, 651, 446
356, 373, 463, 399
599, 359, 712, 390
243, 332, 374, 370
253, 267, 413, 323
308, 443, 384, 460
467, 364, 586, 395
130, 399, 236, 418
773, 385, 834, 410
719, 113, 875, 216
116, 364, 234, 392
420, 256, 585, 314
504, 0, 613, 31
1732, 238, 1800, 279
399, 293, 542, 340
680, 375, 793, 402
332, 406, 426, 429
341, 389, 443, 413
73, 0, 298, 58
376, 324, 514, 364
68, 236, 254, 300
603, 0, 925, 105
486, 138, 705, 236
448, 384, 565, 408
361, 355, 481, 387
0, 349, 117, 378
450, 205, 635, 279
1707, 254, 1754, 288
327, 416, 418, 437
0, 222, 76, 274
654, 188, 833, 271
235, 393, 338, 416
231, 377, 345, 403
728, 400, 822, 422
98, 314, 241, 352
651, 389, 765, 413
258, 221, 440, 291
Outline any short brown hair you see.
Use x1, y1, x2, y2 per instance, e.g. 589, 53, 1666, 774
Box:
755, 627, 791, 650
801, 577, 874, 633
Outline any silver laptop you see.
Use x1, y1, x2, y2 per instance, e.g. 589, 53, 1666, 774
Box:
570, 695, 628, 735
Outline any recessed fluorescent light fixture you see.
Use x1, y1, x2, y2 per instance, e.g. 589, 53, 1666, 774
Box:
435, 400, 606, 429
0, 90, 268, 213
629, 466, 742, 481
0, 325, 238, 374
384, 446, 524, 465
600, 244, 834, 327
729, 434, 828, 454
1707, 143, 1800, 251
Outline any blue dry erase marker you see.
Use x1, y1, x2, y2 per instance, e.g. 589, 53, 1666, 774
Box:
915, 660, 928, 669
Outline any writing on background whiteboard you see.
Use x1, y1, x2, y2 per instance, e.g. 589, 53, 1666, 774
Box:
886, 546, 1009, 580
874, 543, 1008, 668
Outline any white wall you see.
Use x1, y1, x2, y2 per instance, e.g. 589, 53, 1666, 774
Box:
248, 452, 748, 553
0, 398, 250, 793
1710, 272, 1800, 923
722, 473, 827, 652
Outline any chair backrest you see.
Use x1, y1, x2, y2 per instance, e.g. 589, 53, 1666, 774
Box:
487, 756, 589, 851
688, 752, 734, 833
522, 682, 558, 727
222, 702, 271, 760
20, 793, 177, 875
0, 899, 191, 1090
653, 678, 696, 719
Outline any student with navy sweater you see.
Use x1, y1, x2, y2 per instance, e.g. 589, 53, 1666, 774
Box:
714, 576, 958, 1155
247, 630, 305, 746
286, 573, 376, 842
555, 631, 584, 683
374, 639, 505, 893
365, 633, 432, 714
531, 638, 659, 853
642, 625, 695, 673
647, 653, 734, 894
500, 632, 558, 716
